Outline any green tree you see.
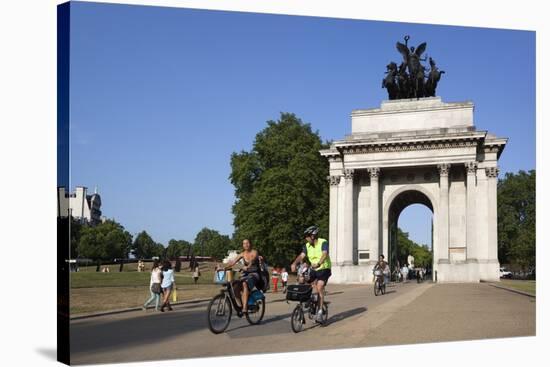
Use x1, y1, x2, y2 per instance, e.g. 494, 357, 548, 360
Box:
194, 228, 233, 260
230, 113, 330, 266
77, 219, 132, 261
132, 231, 164, 259
166, 239, 192, 259
396, 229, 432, 268
498, 170, 536, 270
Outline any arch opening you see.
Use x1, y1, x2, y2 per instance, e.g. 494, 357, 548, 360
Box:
387, 190, 434, 282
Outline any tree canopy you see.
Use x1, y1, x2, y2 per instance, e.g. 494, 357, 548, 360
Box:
194, 227, 233, 260
77, 219, 132, 261
165, 239, 193, 259
497, 170, 535, 270
230, 113, 330, 266
132, 231, 164, 259
396, 228, 432, 268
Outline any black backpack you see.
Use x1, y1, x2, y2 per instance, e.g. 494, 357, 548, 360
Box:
258, 259, 270, 292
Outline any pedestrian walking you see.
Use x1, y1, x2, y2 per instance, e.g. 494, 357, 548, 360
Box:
281, 268, 289, 293
401, 263, 409, 283
192, 263, 201, 284
160, 260, 175, 312
142, 260, 162, 311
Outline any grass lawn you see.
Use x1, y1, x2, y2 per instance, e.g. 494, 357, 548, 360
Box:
70, 284, 221, 315
498, 279, 536, 295
70, 262, 220, 315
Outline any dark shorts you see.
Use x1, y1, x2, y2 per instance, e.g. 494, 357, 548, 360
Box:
308, 268, 332, 285
241, 272, 260, 290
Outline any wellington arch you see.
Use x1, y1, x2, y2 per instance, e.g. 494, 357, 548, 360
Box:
320, 97, 507, 283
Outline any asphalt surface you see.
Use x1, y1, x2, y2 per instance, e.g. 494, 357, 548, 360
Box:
70, 281, 535, 365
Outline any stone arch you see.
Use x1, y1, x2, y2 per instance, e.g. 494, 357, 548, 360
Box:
382, 184, 438, 279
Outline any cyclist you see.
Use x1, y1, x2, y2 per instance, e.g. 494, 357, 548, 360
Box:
373, 254, 390, 285
220, 239, 260, 314
290, 225, 331, 322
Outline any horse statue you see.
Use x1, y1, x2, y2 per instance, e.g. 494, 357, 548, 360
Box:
396, 62, 411, 99
382, 62, 399, 100
424, 57, 445, 97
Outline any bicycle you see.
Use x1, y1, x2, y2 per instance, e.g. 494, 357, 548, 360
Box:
286, 283, 329, 333
207, 269, 266, 334
373, 269, 386, 296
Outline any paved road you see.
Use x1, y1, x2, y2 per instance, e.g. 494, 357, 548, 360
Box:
70, 282, 535, 365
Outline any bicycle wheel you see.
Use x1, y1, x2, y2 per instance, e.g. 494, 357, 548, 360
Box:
207, 293, 232, 334
374, 280, 381, 296
291, 305, 305, 333
245, 297, 265, 325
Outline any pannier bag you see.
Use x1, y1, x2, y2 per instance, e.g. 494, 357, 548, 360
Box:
214, 270, 227, 284
286, 284, 312, 302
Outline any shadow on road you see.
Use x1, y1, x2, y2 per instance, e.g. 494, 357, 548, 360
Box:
226, 312, 292, 333
326, 306, 368, 325
71, 308, 210, 355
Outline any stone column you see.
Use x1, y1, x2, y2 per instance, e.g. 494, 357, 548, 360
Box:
368, 167, 380, 261
328, 175, 341, 264
437, 164, 450, 264
486, 167, 499, 262
342, 169, 354, 266
465, 162, 477, 261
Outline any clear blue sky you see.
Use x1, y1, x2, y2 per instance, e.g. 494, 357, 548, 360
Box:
69, 1, 535, 247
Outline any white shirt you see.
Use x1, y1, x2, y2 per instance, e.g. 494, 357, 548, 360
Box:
150, 268, 162, 285
281, 271, 289, 282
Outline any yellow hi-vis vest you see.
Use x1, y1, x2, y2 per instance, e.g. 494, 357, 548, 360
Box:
305, 238, 331, 270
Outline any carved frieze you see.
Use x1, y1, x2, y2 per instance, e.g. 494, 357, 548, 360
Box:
341, 138, 478, 155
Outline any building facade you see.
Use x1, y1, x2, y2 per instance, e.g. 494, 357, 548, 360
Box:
57, 186, 102, 225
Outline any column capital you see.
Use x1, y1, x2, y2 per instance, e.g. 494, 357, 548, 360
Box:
343, 169, 354, 180
367, 167, 380, 179
327, 175, 341, 186
485, 167, 499, 178
465, 161, 478, 174
437, 163, 451, 177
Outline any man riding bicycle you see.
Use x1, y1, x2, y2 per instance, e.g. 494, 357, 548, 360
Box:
373, 254, 390, 285
291, 225, 331, 322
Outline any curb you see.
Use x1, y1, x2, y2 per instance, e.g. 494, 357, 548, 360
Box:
486, 283, 536, 298
71, 297, 211, 321
71, 292, 288, 321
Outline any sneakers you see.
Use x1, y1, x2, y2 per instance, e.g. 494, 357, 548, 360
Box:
315, 310, 324, 323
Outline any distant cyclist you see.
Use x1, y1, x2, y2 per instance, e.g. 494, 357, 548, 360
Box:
291, 226, 331, 322
373, 254, 390, 285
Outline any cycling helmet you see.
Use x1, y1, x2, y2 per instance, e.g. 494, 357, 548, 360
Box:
303, 225, 319, 237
